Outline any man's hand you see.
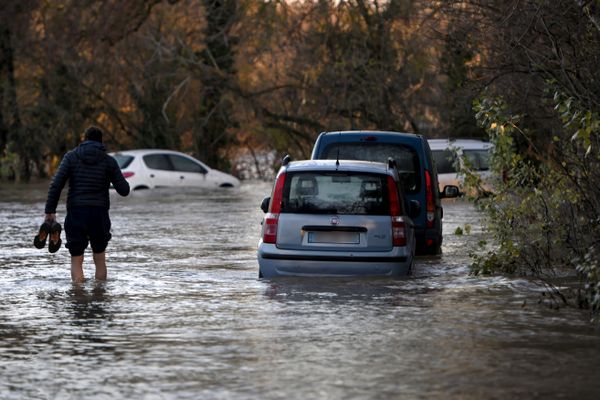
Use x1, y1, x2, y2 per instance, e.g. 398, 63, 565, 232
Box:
45, 213, 56, 223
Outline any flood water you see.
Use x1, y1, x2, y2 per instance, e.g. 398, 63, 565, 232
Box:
1, 181, 600, 399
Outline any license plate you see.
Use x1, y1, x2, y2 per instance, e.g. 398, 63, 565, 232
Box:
308, 231, 360, 244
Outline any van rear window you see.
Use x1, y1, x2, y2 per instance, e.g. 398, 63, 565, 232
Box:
281, 171, 396, 215
463, 150, 490, 171
432, 149, 490, 173
432, 150, 457, 174
322, 143, 420, 193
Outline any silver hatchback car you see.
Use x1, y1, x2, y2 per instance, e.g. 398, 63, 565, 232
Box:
257, 159, 416, 278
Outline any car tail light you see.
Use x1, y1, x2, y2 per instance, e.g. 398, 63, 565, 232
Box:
123, 171, 135, 179
425, 169, 435, 228
387, 176, 406, 246
392, 216, 407, 246
263, 172, 286, 244
263, 215, 279, 244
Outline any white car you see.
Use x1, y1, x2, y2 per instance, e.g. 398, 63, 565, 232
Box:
428, 139, 493, 194
110, 149, 240, 190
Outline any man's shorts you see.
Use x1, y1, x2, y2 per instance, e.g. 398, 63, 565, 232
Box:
64, 207, 112, 256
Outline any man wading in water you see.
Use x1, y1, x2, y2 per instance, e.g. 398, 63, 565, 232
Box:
43, 126, 130, 283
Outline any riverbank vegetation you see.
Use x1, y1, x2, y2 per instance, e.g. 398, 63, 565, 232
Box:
469, 94, 599, 319
454, 0, 600, 318
1, 1, 598, 314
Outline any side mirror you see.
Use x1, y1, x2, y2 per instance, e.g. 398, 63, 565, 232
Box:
260, 196, 270, 213
408, 200, 421, 219
441, 185, 460, 199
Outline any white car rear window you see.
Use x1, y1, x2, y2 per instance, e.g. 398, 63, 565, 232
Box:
112, 154, 134, 169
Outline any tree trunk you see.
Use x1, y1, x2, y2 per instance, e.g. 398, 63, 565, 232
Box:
0, 26, 28, 181
194, 0, 238, 171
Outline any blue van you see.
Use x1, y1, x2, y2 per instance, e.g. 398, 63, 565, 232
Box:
311, 131, 458, 255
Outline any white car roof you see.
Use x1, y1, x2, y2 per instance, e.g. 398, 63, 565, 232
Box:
109, 149, 213, 170
110, 149, 190, 156
428, 138, 492, 151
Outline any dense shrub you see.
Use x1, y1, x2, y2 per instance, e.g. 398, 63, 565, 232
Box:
467, 94, 600, 318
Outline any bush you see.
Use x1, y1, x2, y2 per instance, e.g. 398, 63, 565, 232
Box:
468, 93, 600, 318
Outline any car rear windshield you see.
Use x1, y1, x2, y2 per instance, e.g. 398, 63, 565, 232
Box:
112, 154, 134, 169
321, 143, 420, 194
432, 149, 490, 174
432, 150, 456, 174
281, 171, 398, 215
463, 150, 490, 171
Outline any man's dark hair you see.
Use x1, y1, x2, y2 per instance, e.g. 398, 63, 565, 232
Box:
84, 126, 103, 143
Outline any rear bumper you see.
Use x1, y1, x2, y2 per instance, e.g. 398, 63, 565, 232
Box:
257, 243, 412, 278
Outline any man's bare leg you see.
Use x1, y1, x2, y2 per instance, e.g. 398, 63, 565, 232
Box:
93, 252, 107, 280
71, 255, 85, 283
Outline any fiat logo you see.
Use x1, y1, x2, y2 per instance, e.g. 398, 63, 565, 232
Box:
330, 216, 340, 225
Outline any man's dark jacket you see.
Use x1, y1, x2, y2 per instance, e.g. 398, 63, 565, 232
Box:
45, 141, 130, 213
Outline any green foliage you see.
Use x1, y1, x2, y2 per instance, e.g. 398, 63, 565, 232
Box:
464, 224, 472, 235
454, 224, 472, 236
470, 92, 600, 318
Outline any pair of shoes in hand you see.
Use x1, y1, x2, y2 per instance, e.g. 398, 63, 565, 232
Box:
33, 221, 62, 253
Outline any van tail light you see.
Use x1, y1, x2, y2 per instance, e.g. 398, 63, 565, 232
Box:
387, 176, 401, 216
387, 176, 406, 246
362, 136, 379, 142
263, 172, 286, 244
123, 171, 135, 179
425, 169, 435, 228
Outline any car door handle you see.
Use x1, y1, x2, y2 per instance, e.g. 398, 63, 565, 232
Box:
150, 174, 155, 178
180, 176, 185, 179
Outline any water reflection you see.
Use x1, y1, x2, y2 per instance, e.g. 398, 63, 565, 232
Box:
67, 282, 112, 323
263, 276, 418, 303
64, 282, 116, 357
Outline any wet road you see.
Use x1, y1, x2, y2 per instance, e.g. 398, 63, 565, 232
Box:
1, 181, 600, 399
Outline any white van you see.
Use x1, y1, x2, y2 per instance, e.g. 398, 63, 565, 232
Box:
428, 139, 493, 195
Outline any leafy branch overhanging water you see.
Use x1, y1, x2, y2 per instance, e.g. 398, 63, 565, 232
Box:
464, 91, 600, 320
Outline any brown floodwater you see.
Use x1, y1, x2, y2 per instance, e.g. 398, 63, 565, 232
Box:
1, 181, 599, 399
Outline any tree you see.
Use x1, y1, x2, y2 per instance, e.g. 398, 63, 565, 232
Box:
190, 0, 239, 170
0, 0, 39, 180
237, 0, 457, 160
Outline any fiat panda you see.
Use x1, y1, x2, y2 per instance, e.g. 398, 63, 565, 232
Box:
257, 159, 417, 278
